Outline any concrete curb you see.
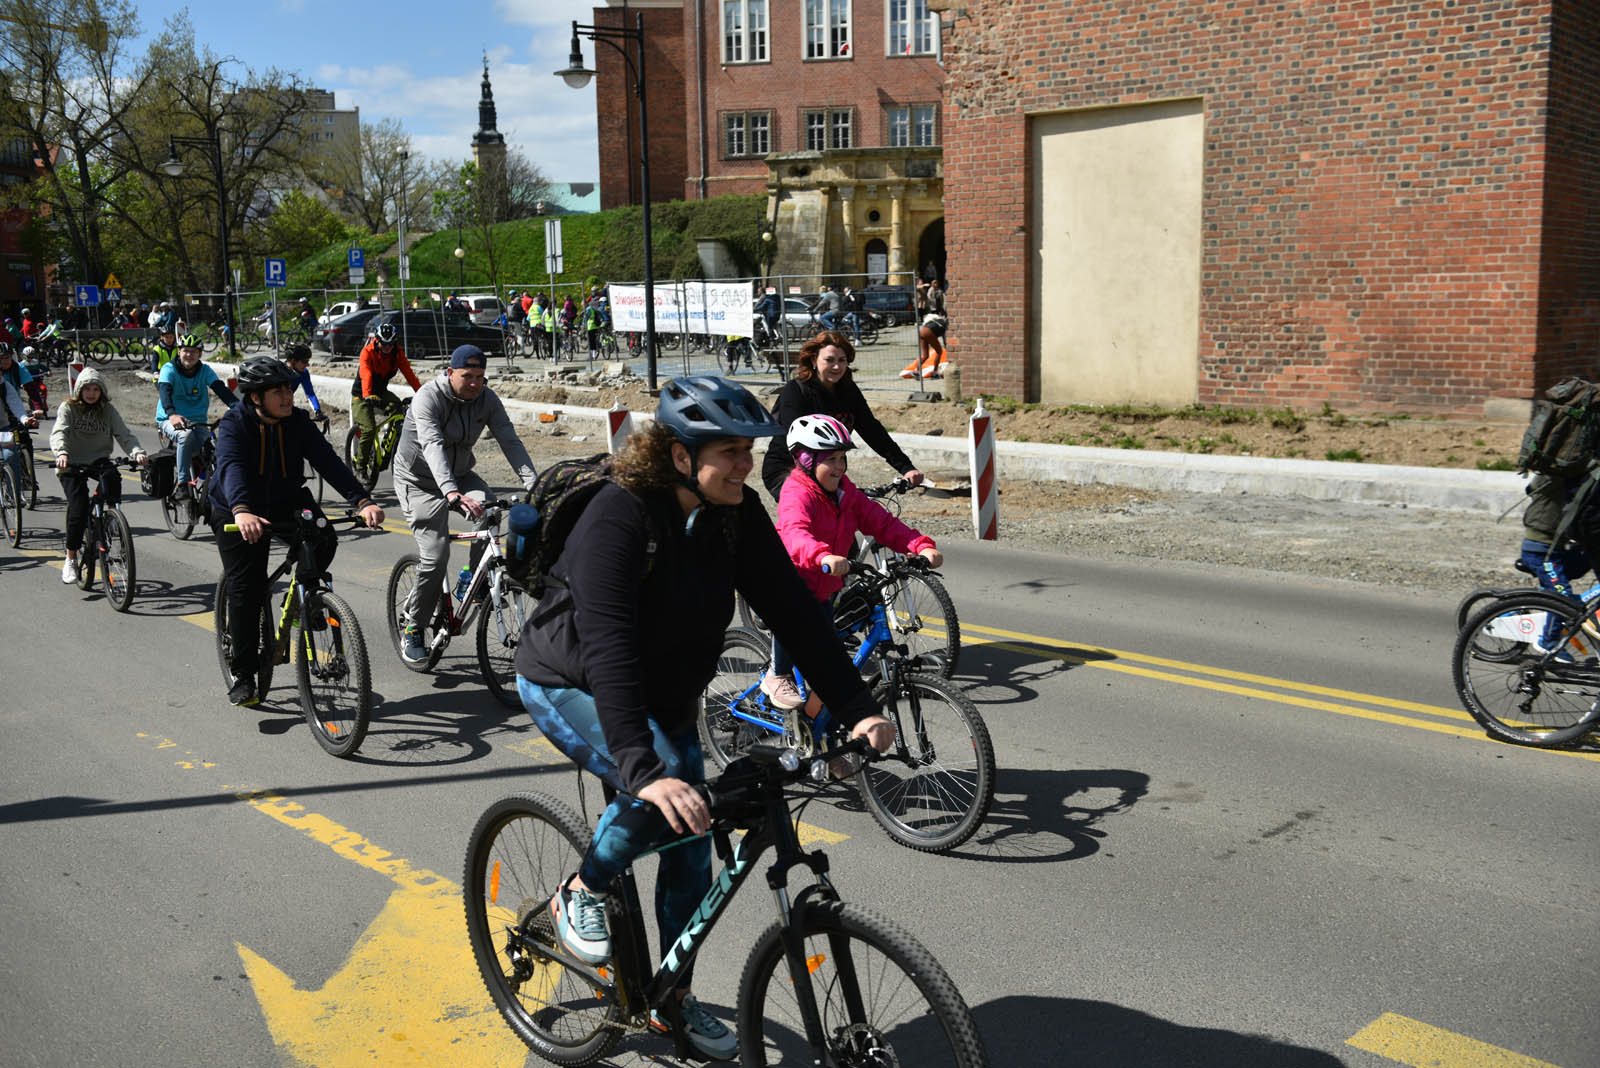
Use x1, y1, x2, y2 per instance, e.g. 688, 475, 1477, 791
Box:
192, 367, 1526, 515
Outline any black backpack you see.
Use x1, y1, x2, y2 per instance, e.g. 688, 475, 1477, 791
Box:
1517, 378, 1600, 478
507, 454, 659, 596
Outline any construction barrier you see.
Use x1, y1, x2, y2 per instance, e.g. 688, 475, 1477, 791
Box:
607, 401, 636, 455
68, 360, 84, 395
968, 397, 998, 541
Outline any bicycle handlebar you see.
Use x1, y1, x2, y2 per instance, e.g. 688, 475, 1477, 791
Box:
223, 509, 374, 536
702, 736, 882, 813
59, 457, 142, 477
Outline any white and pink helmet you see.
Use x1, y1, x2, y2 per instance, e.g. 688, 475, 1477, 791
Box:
788, 413, 854, 473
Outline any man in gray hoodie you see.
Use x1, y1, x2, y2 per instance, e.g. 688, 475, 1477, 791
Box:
393, 344, 537, 663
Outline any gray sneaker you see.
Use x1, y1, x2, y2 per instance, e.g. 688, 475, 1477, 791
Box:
401, 624, 428, 663
549, 882, 610, 965
650, 993, 736, 1061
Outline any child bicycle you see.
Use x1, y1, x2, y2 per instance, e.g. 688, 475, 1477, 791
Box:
155, 419, 221, 540
463, 737, 990, 1066
707, 554, 995, 853
62, 458, 139, 611
343, 396, 409, 492
214, 510, 375, 757
384, 497, 537, 709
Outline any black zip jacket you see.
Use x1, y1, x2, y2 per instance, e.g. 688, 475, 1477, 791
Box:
761, 374, 917, 499
516, 481, 881, 795
210, 401, 372, 517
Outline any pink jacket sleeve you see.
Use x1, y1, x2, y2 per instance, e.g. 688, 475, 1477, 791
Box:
776, 474, 838, 572
841, 482, 935, 557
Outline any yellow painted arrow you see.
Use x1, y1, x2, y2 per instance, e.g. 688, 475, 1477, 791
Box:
237, 886, 534, 1067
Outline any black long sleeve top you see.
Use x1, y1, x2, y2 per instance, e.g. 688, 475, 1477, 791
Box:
760, 374, 917, 499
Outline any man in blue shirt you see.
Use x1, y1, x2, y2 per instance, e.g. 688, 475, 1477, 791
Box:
157, 334, 238, 495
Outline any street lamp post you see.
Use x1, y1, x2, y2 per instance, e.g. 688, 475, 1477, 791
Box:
160, 132, 237, 363
555, 10, 660, 390
455, 177, 472, 292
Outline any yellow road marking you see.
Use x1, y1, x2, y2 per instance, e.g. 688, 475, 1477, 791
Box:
1348, 1012, 1562, 1068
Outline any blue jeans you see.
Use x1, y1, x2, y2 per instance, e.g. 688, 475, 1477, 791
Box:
517, 678, 710, 989
159, 421, 210, 485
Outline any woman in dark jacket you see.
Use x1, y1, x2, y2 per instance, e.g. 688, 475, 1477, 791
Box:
515, 375, 893, 1061
760, 330, 924, 500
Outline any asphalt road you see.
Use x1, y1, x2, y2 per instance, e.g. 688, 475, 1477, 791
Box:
1, 434, 1596, 1068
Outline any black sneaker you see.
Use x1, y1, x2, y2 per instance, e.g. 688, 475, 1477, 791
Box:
227, 674, 259, 707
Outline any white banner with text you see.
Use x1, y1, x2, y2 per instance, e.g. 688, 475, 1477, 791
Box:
609, 282, 753, 337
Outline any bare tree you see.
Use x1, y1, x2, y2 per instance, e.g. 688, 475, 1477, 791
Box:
501, 149, 554, 221
315, 116, 431, 233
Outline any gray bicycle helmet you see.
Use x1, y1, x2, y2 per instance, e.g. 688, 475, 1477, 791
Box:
236, 354, 300, 393
656, 376, 780, 450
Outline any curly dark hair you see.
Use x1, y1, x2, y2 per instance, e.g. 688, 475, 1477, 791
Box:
611, 422, 683, 495
792, 330, 856, 383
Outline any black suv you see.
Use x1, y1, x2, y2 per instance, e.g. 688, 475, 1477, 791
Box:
367, 309, 505, 359
861, 285, 917, 326
314, 307, 385, 356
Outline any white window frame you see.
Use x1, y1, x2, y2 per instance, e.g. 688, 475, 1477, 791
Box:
888, 104, 938, 147
886, 0, 937, 56
804, 0, 852, 60
722, 0, 769, 65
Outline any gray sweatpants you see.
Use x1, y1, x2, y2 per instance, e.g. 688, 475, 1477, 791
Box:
396, 472, 491, 630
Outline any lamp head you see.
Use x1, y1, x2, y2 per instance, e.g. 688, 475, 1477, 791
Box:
555, 27, 595, 89
159, 139, 184, 178
454, 247, 465, 260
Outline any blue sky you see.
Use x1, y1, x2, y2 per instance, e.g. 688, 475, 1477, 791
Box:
133, 0, 605, 185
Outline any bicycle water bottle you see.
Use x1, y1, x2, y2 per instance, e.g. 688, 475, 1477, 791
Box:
454, 564, 472, 602
506, 503, 540, 568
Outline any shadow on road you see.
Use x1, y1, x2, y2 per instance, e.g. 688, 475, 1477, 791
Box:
124, 577, 213, 615
960, 766, 1149, 863
951, 637, 1116, 709
973, 995, 1347, 1066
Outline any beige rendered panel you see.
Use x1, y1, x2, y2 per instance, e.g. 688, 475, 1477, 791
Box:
1030, 100, 1203, 406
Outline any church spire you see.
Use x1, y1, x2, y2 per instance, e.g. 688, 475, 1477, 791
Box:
474, 52, 505, 147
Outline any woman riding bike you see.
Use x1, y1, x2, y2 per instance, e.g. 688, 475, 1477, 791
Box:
49, 368, 147, 584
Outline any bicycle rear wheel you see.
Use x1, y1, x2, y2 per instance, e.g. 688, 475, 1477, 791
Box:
386, 553, 447, 671
161, 488, 199, 540
342, 424, 379, 493
297, 590, 371, 757
21, 440, 36, 508
735, 590, 771, 635
0, 464, 18, 547
698, 627, 784, 769
857, 671, 995, 852
883, 570, 961, 678
463, 792, 624, 1065
477, 575, 535, 709
86, 339, 115, 365
856, 318, 880, 345
1452, 591, 1600, 746
101, 506, 136, 611
737, 898, 988, 1067
214, 573, 277, 697
75, 526, 97, 592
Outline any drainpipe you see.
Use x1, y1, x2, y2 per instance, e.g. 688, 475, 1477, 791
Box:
694, 0, 708, 200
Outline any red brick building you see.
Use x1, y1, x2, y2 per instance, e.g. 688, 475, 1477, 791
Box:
939, 0, 1600, 416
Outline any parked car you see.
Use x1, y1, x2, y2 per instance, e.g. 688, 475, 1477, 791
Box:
777, 295, 822, 335
318, 300, 375, 326
861, 285, 917, 326
462, 293, 505, 326
367, 309, 505, 359
314, 307, 386, 356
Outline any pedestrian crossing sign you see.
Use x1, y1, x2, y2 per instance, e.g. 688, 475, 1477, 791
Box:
103, 272, 122, 290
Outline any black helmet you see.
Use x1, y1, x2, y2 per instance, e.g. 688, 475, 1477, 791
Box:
283, 342, 312, 363
236, 354, 300, 393
375, 322, 398, 344
656, 376, 780, 450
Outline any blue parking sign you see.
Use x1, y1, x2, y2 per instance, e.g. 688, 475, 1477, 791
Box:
264, 258, 287, 288
348, 248, 365, 270
75, 284, 100, 306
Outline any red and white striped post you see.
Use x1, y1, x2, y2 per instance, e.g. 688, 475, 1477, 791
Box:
68, 359, 85, 395
606, 401, 636, 455
968, 397, 998, 541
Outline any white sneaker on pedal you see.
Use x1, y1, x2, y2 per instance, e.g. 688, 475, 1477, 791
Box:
761, 671, 803, 710
60, 557, 78, 584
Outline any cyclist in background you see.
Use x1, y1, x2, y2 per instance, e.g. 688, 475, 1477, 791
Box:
49, 367, 147, 585
157, 334, 238, 498
149, 326, 178, 373
513, 376, 893, 1062
1, 369, 37, 491
281, 343, 329, 431
392, 344, 538, 663
351, 322, 421, 472
210, 356, 383, 707
0, 344, 46, 416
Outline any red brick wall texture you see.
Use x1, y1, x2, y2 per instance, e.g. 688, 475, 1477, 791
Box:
942, 0, 1600, 414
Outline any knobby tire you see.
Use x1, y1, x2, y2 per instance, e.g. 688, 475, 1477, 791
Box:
386, 553, 447, 672
1452, 590, 1600, 747
476, 575, 534, 709
297, 590, 371, 757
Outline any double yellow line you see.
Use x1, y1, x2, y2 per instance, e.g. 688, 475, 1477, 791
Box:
955, 620, 1600, 764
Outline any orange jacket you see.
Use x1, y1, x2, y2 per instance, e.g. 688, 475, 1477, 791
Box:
356, 338, 422, 398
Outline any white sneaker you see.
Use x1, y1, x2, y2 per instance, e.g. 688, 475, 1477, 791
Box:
761, 671, 803, 710
60, 558, 78, 584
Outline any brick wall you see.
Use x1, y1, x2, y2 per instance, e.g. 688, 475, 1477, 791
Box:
594, 6, 688, 211
943, 1, 1600, 414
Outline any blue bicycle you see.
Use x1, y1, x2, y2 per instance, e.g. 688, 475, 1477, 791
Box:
699, 555, 995, 853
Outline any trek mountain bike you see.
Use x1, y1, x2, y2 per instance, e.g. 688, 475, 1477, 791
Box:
214, 510, 375, 757
464, 738, 990, 1066
706, 555, 995, 853
343, 396, 409, 492
62, 458, 140, 611
384, 497, 537, 709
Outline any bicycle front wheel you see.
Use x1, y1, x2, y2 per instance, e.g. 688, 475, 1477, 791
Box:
86, 339, 115, 365
858, 672, 995, 852
0, 463, 18, 546
699, 627, 783, 769
101, 506, 136, 611
1452, 591, 1600, 746
738, 898, 988, 1067
463, 793, 624, 1065
884, 570, 961, 678
477, 576, 535, 709
297, 590, 372, 757
386, 553, 446, 672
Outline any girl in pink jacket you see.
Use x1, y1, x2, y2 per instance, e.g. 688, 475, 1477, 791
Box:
763, 414, 944, 709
